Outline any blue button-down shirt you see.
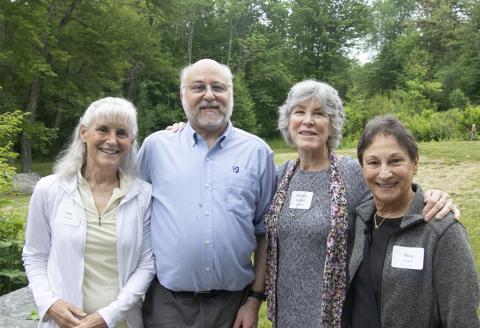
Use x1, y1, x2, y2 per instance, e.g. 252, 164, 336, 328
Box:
138, 122, 276, 291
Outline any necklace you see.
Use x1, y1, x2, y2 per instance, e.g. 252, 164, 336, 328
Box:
373, 212, 387, 230
374, 191, 415, 230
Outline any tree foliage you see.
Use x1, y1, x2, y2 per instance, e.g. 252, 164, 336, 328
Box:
0, 0, 479, 172
0, 109, 28, 295
0, 110, 27, 192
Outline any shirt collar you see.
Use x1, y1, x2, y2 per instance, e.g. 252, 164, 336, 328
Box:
185, 121, 234, 149
76, 169, 129, 198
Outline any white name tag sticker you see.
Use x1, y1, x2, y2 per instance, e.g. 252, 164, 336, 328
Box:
391, 245, 424, 270
289, 191, 313, 210
56, 203, 80, 227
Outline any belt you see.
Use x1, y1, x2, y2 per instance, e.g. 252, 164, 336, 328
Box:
169, 288, 244, 298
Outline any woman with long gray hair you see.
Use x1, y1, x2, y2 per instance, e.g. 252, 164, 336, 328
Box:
23, 97, 155, 328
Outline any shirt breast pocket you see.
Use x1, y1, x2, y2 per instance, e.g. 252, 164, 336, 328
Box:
225, 175, 257, 218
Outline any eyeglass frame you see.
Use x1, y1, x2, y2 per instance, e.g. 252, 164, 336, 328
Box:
181, 82, 232, 95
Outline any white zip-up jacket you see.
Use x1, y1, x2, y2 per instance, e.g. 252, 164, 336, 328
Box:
22, 173, 155, 328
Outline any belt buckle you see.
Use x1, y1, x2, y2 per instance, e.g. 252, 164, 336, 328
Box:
194, 290, 216, 297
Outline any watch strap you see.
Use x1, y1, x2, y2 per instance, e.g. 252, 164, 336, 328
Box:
248, 289, 266, 301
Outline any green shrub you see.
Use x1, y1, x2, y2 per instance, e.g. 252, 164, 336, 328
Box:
0, 206, 27, 295
449, 89, 470, 109
0, 111, 27, 193
343, 95, 480, 143
0, 110, 29, 295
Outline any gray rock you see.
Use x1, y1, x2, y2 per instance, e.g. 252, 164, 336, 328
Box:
0, 287, 37, 327
12, 173, 41, 194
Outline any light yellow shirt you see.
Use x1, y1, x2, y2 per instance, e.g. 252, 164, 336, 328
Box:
78, 171, 128, 328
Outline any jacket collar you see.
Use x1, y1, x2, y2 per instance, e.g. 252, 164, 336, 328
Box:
355, 183, 425, 229
58, 172, 141, 204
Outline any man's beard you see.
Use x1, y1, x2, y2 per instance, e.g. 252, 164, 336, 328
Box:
185, 99, 233, 132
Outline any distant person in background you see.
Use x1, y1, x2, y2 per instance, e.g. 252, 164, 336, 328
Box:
343, 115, 479, 327
264, 80, 458, 328
23, 97, 155, 328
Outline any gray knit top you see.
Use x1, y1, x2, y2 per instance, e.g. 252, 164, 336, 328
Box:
275, 156, 370, 328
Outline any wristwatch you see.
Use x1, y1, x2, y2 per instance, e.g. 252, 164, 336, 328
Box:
248, 289, 266, 301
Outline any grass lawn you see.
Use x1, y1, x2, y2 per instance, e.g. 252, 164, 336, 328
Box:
2, 140, 479, 326
13, 161, 53, 177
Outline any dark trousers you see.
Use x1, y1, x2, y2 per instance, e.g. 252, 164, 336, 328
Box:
142, 278, 250, 328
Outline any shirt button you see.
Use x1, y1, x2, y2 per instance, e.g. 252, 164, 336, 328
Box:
205, 267, 211, 272
205, 183, 210, 189
204, 240, 211, 245
205, 157, 210, 161
205, 211, 210, 216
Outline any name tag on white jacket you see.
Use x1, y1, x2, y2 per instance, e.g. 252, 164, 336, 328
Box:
56, 202, 80, 226
391, 245, 424, 270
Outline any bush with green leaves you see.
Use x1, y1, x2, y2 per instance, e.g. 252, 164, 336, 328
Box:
342, 95, 480, 145
0, 204, 27, 295
0, 110, 27, 192
0, 110, 28, 295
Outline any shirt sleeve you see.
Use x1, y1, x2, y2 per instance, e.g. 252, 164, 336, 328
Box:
137, 135, 152, 183
253, 149, 276, 235
22, 178, 61, 322
343, 156, 371, 207
434, 222, 479, 327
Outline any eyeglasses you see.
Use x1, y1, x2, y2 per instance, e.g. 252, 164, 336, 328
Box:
182, 82, 231, 95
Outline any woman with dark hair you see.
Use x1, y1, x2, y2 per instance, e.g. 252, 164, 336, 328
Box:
23, 97, 155, 328
343, 115, 479, 327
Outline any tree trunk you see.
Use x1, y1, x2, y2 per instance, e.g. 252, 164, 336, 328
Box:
20, 132, 33, 173
187, 21, 194, 64
126, 62, 140, 102
19, 0, 79, 172
227, 20, 234, 66
21, 75, 42, 173
54, 107, 62, 129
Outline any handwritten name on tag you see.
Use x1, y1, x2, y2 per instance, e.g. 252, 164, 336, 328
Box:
56, 203, 80, 227
289, 191, 313, 210
391, 245, 424, 270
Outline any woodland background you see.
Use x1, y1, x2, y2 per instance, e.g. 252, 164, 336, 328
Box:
1, 0, 480, 173
1, 0, 480, 300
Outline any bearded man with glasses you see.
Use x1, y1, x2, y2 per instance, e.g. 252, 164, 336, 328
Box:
138, 59, 276, 328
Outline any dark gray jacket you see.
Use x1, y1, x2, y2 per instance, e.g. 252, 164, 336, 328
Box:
345, 184, 479, 328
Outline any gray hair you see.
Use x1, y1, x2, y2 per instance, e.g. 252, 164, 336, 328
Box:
179, 60, 234, 90
357, 115, 418, 166
54, 97, 139, 178
278, 80, 345, 149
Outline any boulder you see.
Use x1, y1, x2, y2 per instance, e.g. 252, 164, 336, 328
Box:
12, 173, 41, 194
0, 287, 37, 327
